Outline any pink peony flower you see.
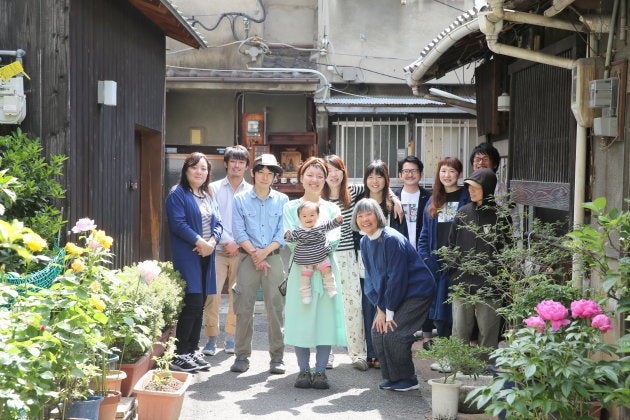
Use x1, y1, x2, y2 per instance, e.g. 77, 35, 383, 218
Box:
137, 260, 161, 284
72, 218, 97, 233
571, 299, 601, 319
591, 314, 613, 332
535, 300, 568, 321
524, 316, 546, 332
536, 300, 570, 331
549, 318, 571, 331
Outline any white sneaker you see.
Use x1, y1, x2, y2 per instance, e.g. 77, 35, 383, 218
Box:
326, 353, 334, 369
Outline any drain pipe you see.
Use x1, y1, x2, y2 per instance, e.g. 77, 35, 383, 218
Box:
480, 1, 577, 69
604, 0, 621, 78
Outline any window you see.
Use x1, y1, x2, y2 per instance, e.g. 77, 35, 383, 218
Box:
332, 116, 409, 181
415, 118, 478, 185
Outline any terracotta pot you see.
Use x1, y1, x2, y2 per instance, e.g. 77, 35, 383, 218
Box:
152, 327, 176, 360
133, 370, 192, 420
98, 390, 121, 420
119, 351, 152, 397
105, 369, 127, 392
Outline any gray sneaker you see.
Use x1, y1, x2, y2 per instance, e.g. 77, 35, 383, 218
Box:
311, 372, 330, 389
230, 356, 250, 373
294, 370, 312, 388
269, 358, 286, 374
352, 358, 369, 371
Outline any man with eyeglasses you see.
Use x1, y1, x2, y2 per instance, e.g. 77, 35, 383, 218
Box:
395, 155, 432, 344
470, 142, 500, 172
394, 155, 431, 250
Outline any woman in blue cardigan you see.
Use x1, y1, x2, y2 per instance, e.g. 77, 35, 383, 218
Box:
418, 157, 470, 343
352, 198, 435, 392
166, 152, 223, 372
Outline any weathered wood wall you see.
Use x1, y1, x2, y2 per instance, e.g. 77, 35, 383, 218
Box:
508, 35, 584, 218
1, 0, 167, 267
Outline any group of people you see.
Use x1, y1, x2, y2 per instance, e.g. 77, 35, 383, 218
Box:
164, 141, 510, 391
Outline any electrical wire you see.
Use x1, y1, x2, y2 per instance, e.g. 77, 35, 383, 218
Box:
189, 0, 267, 32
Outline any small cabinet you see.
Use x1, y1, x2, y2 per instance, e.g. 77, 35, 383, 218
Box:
266, 132, 317, 195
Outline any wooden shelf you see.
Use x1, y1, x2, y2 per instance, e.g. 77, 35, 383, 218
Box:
266, 132, 317, 179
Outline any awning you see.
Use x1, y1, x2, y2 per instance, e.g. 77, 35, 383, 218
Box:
314, 96, 469, 115
128, 0, 207, 48
165, 66, 320, 92
403, 1, 608, 85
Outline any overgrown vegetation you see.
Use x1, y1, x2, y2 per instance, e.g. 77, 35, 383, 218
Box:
0, 129, 67, 272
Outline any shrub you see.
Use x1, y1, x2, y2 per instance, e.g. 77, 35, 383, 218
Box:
0, 129, 67, 271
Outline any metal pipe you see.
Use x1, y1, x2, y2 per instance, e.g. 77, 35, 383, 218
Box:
621, 0, 627, 42
572, 124, 588, 288
0, 49, 25, 63
503, 10, 588, 32
247, 67, 330, 98
604, 0, 621, 78
486, 39, 575, 69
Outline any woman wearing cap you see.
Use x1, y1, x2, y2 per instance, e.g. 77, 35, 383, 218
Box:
352, 198, 435, 392
448, 168, 512, 350
166, 152, 223, 372
283, 156, 346, 390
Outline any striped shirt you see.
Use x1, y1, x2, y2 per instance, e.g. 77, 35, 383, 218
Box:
329, 184, 365, 252
285, 218, 343, 265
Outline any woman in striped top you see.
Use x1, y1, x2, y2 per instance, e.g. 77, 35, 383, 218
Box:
323, 155, 369, 370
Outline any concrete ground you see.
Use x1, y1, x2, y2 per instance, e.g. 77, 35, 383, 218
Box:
178, 296, 495, 420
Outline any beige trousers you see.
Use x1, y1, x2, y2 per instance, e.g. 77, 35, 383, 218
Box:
203, 252, 238, 337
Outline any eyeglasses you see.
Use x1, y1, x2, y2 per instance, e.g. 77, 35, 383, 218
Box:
401, 169, 420, 174
473, 156, 490, 163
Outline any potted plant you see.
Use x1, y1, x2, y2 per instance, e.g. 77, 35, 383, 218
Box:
469, 298, 622, 419
133, 337, 193, 420
115, 260, 185, 396
417, 337, 491, 420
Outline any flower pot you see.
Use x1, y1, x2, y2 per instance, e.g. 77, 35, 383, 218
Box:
152, 327, 176, 360
119, 350, 153, 397
133, 370, 192, 420
457, 374, 494, 414
66, 395, 104, 420
105, 369, 127, 392
428, 378, 462, 420
98, 390, 121, 420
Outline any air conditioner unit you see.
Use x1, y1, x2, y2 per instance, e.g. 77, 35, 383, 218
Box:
0, 76, 26, 124
570, 58, 603, 128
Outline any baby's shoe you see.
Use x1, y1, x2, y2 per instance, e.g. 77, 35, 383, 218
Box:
302, 296, 312, 304
327, 290, 337, 298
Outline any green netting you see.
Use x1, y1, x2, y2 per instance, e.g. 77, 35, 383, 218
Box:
2, 247, 65, 290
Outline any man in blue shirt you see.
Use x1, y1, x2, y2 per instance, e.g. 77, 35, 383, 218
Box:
231, 154, 289, 374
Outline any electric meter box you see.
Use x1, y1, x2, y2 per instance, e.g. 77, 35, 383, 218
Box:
588, 78, 618, 109
0, 76, 26, 124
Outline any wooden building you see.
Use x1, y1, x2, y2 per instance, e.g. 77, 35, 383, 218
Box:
0, 0, 205, 266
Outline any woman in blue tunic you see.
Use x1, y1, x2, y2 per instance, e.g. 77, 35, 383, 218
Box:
418, 157, 470, 340
166, 152, 223, 372
283, 157, 346, 390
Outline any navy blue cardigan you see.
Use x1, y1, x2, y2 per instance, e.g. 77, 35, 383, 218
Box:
166, 184, 223, 295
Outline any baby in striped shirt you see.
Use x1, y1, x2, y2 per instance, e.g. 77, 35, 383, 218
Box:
285, 201, 343, 304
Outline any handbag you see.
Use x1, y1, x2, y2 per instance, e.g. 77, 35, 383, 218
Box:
278, 258, 293, 297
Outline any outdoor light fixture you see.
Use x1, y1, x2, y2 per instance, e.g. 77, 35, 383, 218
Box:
497, 92, 510, 112
97, 80, 117, 106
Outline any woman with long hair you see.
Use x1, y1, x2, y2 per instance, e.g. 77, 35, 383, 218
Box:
321, 155, 369, 370
418, 157, 470, 341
